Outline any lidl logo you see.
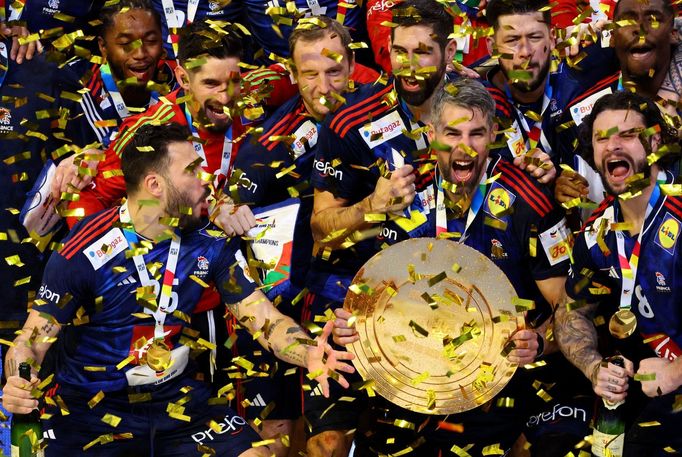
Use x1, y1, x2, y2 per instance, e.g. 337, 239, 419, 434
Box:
655, 213, 681, 255
485, 183, 515, 218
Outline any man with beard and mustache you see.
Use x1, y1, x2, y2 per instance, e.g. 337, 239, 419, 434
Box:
1, 122, 355, 456
555, 91, 682, 457
332, 79, 592, 456
66, 17, 252, 231
483, 0, 619, 166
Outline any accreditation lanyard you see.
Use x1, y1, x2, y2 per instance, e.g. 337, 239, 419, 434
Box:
184, 104, 234, 181
0, 41, 7, 89
505, 78, 553, 155
435, 160, 488, 239
100, 63, 159, 121
161, 0, 200, 27
120, 204, 182, 340
614, 182, 661, 312
399, 97, 428, 152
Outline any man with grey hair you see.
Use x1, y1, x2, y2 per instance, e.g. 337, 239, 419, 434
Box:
333, 79, 591, 455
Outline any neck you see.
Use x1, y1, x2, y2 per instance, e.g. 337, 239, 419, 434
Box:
618, 171, 660, 235
496, 71, 547, 104
121, 84, 152, 109
622, 63, 670, 99
407, 96, 434, 125
126, 195, 169, 241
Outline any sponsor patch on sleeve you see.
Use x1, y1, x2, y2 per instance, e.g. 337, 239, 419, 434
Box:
359, 110, 405, 148
539, 218, 571, 266
84, 228, 128, 270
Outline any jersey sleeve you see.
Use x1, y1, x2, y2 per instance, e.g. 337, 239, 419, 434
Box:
232, 140, 276, 205
565, 230, 607, 304
212, 236, 257, 305
312, 121, 375, 202
33, 226, 95, 324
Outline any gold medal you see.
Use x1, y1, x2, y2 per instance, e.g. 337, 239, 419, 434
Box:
608, 309, 638, 339
146, 339, 172, 372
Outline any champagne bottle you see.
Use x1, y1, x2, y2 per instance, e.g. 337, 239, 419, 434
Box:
10, 363, 44, 457
592, 357, 626, 457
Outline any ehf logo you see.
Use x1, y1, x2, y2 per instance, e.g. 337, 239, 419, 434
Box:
194, 256, 210, 278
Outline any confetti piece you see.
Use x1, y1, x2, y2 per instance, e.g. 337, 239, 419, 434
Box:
101, 413, 121, 427
634, 373, 656, 382
88, 391, 105, 409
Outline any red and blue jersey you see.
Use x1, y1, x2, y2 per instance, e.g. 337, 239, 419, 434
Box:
5, 0, 101, 35
34, 206, 257, 393
375, 155, 570, 319
566, 172, 682, 361
309, 77, 435, 301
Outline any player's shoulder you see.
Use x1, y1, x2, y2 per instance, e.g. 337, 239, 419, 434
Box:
564, 72, 620, 111
490, 156, 555, 217
326, 78, 397, 137
57, 207, 122, 264
255, 95, 312, 151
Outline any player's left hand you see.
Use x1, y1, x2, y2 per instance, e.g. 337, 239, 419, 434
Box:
306, 321, 356, 398
0, 22, 42, 64
513, 148, 556, 184
505, 329, 540, 365
637, 357, 682, 397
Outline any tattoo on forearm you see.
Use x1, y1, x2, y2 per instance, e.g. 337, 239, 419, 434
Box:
555, 307, 601, 381
662, 46, 682, 94
264, 318, 286, 341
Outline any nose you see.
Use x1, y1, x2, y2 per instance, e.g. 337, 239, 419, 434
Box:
516, 37, 533, 60
317, 74, 331, 95
606, 133, 624, 152
130, 43, 149, 60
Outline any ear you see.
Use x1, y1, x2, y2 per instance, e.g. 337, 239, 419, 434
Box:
143, 173, 164, 199
486, 35, 495, 57
175, 65, 191, 91
489, 122, 499, 143
444, 39, 457, 66
286, 58, 298, 84
348, 51, 356, 78
651, 132, 661, 152
98, 36, 107, 62
549, 26, 557, 51
427, 122, 435, 143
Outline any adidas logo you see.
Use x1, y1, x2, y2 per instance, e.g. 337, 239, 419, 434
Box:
116, 275, 137, 287
309, 385, 324, 397
249, 393, 266, 407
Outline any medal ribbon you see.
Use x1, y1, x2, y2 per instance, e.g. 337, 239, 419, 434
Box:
0, 41, 7, 89
184, 103, 234, 183
614, 175, 663, 311
120, 203, 182, 340
435, 159, 489, 238
100, 63, 159, 121
505, 78, 553, 155
161, 0, 201, 55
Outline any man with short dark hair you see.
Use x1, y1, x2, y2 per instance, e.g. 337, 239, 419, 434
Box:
1, 122, 354, 456
555, 90, 682, 457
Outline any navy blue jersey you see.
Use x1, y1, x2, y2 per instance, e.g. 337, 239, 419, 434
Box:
484, 45, 618, 165
234, 94, 317, 292
0, 46, 102, 333
566, 173, 682, 361
5, 0, 100, 35
310, 78, 433, 301
377, 155, 570, 318
243, 0, 364, 61
34, 206, 256, 393
151, 0, 243, 58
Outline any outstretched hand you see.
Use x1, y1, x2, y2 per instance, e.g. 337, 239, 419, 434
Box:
306, 320, 356, 398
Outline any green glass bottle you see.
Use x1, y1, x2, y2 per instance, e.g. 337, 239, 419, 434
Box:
592, 357, 626, 457
10, 363, 44, 457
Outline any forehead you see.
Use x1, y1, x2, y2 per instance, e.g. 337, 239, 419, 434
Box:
191, 56, 241, 78
108, 9, 159, 35
293, 32, 348, 67
392, 24, 440, 48
495, 12, 550, 35
593, 109, 646, 130
167, 140, 200, 170
438, 103, 488, 128
615, 0, 670, 17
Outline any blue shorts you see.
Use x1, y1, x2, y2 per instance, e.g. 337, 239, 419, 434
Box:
42, 376, 260, 456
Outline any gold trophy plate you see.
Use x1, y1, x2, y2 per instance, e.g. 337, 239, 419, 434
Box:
344, 238, 520, 415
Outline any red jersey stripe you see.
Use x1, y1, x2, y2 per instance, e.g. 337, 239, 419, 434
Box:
60, 208, 119, 260
330, 84, 394, 133
338, 101, 393, 138
497, 161, 553, 215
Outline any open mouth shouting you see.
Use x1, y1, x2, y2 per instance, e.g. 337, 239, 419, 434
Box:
603, 156, 634, 185
127, 62, 154, 82
451, 160, 476, 183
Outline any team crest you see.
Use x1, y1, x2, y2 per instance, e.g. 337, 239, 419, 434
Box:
193, 255, 210, 278
655, 271, 671, 292
654, 212, 680, 255
209, 1, 220, 10
490, 239, 507, 259
484, 182, 516, 219
48, 0, 60, 9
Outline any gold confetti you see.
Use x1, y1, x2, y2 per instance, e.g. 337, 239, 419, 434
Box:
88, 391, 105, 409
101, 413, 121, 427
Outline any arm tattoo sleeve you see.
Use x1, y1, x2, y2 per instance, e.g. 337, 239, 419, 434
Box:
554, 300, 603, 383
661, 45, 682, 94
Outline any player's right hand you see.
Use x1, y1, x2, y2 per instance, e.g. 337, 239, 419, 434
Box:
213, 202, 257, 237
51, 151, 101, 200
0, 22, 41, 64
332, 308, 359, 346
554, 170, 589, 204
592, 357, 634, 403
369, 164, 416, 213
1, 374, 40, 414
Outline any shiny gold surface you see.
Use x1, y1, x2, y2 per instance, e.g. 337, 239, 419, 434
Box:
608, 309, 638, 339
146, 339, 172, 372
344, 238, 521, 415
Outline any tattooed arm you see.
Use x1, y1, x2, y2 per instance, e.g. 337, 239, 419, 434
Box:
658, 44, 682, 115
226, 290, 354, 396
554, 295, 603, 384
2, 310, 60, 414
